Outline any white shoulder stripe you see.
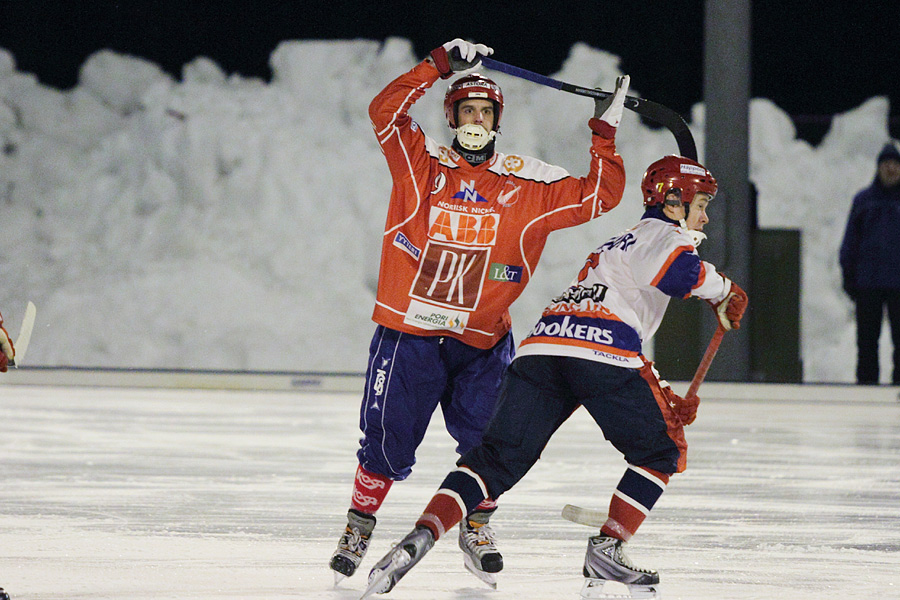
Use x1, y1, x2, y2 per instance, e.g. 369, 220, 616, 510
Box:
490, 152, 571, 183
423, 137, 457, 167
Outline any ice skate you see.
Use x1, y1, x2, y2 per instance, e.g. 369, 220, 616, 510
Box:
0, 587, 9, 600
361, 526, 435, 599
458, 510, 502, 588
581, 535, 660, 599
330, 509, 376, 585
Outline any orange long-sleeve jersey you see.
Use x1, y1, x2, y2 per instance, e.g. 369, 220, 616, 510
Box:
369, 60, 626, 349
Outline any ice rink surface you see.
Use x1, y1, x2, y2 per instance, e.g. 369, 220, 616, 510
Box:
1, 382, 899, 599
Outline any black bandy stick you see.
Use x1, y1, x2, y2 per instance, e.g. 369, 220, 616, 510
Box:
481, 57, 698, 161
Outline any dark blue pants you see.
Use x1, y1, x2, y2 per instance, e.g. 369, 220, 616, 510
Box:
854, 289, 900, 384
459, 354, 681, 502
357, 326, 514, 480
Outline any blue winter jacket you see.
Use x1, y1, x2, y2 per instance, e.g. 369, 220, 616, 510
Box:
839, 173, 900, 292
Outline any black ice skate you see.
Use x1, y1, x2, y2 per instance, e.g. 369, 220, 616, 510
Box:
458, 510, 503, 588
361, 526, 435, 599
581, 535, 660, 599
330, 509, 376, 585
0, 587, 9, 600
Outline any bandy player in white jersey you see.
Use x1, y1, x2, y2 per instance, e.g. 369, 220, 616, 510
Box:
361, 155, 749, 600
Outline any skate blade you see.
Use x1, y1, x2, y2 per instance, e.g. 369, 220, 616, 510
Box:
360, 571, 388, 600
360, 548, 410, 600
360, 568, 392, 600
332, 571, 347, 587
580, 578, 660, 600
462, 553, 498, 589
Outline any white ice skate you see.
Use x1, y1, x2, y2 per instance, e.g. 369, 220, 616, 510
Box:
581, 535, 660, 600
330, 509, 376, 585
360, 526, 434, 599
458, 511, 503, 589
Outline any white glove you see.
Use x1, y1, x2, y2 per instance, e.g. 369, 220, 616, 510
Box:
445, 39, 493, 64
430, 39, 494, 78
594, 75, 630, 128
0, 311, 14, 372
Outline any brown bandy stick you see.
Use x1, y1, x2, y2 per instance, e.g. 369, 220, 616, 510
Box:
686, 325, 726, 400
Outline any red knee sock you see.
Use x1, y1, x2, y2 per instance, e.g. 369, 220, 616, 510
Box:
417, 492, 464, 540
416, 466, 496, 540
350, 464, 393, 514
601, 466, 670, 541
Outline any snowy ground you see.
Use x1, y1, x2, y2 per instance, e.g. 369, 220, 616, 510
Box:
1, 381, 898, 599
1, 39, 898, 382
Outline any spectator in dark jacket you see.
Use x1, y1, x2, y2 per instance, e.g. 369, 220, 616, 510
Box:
839, 140, 900, 384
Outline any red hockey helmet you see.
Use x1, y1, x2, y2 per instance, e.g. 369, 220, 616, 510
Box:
443, 74, 503, 131
641, 155, 717, 207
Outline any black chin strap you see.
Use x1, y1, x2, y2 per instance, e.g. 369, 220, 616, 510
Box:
452, 139, 495, 166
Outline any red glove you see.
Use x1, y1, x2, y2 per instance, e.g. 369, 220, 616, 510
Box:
640, 356, 698, 426
664, 386, 699, 426
709, 279, 748, 331
0, 311, 14, 373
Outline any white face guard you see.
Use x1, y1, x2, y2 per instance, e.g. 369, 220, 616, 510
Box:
455, 123, 496, 151
680, 218, 707, 247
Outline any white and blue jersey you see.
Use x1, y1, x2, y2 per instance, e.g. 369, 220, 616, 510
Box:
517, 211, 732, 368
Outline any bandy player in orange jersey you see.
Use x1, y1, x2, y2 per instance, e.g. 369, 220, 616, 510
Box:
330, 38, 629, 587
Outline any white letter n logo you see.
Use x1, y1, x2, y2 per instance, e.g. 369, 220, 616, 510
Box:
460, 180, 478, 203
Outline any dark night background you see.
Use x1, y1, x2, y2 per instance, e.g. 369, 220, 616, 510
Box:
1, 1, 898, 142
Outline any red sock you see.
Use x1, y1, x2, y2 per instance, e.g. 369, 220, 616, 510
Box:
474, 498, 498, 512
601, 466, 670, 541
350, 465, 393, 514
417, 492, 464, 540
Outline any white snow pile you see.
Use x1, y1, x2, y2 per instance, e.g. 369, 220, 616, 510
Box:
0, 38, 894, 381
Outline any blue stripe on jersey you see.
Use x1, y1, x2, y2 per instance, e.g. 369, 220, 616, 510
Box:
527, 313, 642, 354
656, 251, 702, 298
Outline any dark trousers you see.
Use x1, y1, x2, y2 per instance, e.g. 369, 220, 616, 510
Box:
459, 355, 682, 502
854, 289, 900, 384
